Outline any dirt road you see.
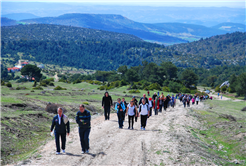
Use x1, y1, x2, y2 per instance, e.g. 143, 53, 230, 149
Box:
17, 101, 218, 166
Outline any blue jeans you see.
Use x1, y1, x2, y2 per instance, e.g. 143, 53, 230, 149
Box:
117, 111, 124, 128
54, 132, 66, 152
79, 128, 91, 151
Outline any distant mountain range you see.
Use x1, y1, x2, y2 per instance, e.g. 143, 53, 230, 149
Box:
2, 13, 40, 21
2, 2, 245, 26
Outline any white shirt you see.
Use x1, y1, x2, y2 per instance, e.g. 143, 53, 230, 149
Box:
127, 104, 136, 116
139, 104, 149, 115
58, 115, 61, 125
148, 100, 152, 107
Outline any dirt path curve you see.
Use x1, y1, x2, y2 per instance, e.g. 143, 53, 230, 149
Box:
18, 102, 217, 166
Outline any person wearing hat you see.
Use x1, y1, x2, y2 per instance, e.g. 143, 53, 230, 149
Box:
148, 97, 153, 116
50, 107, 70, 155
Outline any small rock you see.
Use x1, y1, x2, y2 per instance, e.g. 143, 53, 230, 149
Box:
218, 145, 224, 150
232, 159, 239, 164
239, 126, 243, 128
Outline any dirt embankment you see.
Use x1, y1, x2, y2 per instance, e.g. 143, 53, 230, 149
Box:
16, 101, 226, 166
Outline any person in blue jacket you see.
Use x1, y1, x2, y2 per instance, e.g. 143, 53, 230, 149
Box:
50, 107, 70, 155
76, 104, 91, 154
115, 98, 125, 129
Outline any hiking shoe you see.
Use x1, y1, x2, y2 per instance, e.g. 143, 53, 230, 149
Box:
141, 127, 143, 130
132, 127, 134, 130
143, 128, 146, 131
86, 150, 89, 153
62, 150, 65, 153
56, 152, 60, 155
81, 151, 85, 154
128, 127, 130, 129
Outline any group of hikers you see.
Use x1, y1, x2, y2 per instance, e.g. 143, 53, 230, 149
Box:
51, 91, 211, 155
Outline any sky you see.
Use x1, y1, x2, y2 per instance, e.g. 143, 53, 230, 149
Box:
1, 0, 245, 8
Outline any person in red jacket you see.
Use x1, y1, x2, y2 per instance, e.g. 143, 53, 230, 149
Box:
153, 97, 159, 115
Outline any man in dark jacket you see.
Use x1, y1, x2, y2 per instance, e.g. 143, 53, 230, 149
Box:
139, 94, 149, 105
102, 92, 113, 120
76, 104, 91, 154
51, 107, 70, 155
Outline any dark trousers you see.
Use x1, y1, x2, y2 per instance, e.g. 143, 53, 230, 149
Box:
149, 107, 152, 116
123, 111, 126, 121
54, 132, 66, 152
128, 115, 134, 128
159, 105, 163, 112
187, 102, 190, 107
164, 103, 168, 111
104, 107, 110, 120
117, 111, 124, 128
135, 113, 138, 122
183, 102, 186, 107
79, 128, 91, 151
154, 107, 158, 115
141, 115, 148, 128
196, 101, 199, 105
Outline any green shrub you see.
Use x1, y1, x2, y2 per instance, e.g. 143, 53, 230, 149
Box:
221, 85, 227, 93
33, 80, 37, 87
148, 83, 162, 90
54, 86, 67, 90
49, 82, 55, 86
16, 78, 28, 83
120, 79, 128, 86
1, 80, 5, 86
181, 87, 191, 93
190, 90, 198, 94
40, 82, 47, 87
16, 87, 27, 90
33, 86, 43, 90
131, 84, 138, 89
94, 80, 102, 85
82, 101, 89, 105
31, 90, 35, 92
129, 89, 140, 93
6, 82, 12, 87
168, 82, 183, 93
162, 86, 170, 92
123, 91, 126, 93
73, 79, 81, 84
214, 86, 220, 92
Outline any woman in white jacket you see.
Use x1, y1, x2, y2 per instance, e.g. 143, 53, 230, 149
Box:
196, 96, 200, 105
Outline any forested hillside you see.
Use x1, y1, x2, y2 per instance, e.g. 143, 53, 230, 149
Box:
169, 32, 246, 68
1, 25, 245, 70
1, 17, 18, 26
1, 24, 142, 42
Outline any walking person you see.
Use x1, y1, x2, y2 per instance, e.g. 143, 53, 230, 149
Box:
152, 92, 157, 100
147, 90, 150, 96
115, 98, 125, 129
157, 91, 160, 96
221, 94, 223, 99
171, 94, 176, 108
153, 96, 159, 115
132, 96, 138, 122
76, 104, 91, 154
218, 92, 220, 98
182, 96, 187, 108
187, 97, 190, 107
159, 94, 164, 112
139, 94, 149, 105
139, 99, 150, 130
191, 97, 195, 105
51, 107, 70, 155
122, 98, 127, 123
196, 96, 200, 105
126, 100, 138, 129
102, 92, 113, 120
148, 97, 153, 116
